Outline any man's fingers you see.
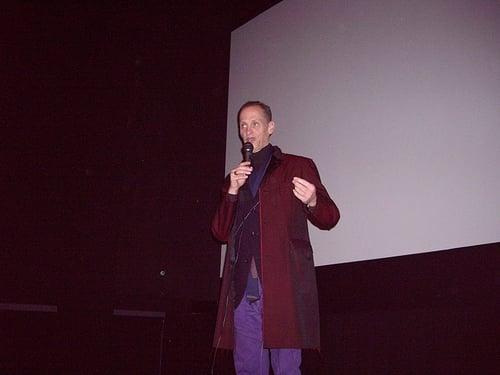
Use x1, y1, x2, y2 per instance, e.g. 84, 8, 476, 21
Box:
292, 178, 312, 194
293, 178, 316, 195
231, 173, 249, 182
231, 166, 253, 176
292, 184, 307, 196
292, 177, 317, 205
292, 188, 303, 201
292, 177, 312, 188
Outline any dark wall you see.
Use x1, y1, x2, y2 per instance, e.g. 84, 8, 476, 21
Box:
314, 242, 499, 374
3, 2, 236, 310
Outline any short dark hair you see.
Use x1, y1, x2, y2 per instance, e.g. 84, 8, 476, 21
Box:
237, 101, 272, 124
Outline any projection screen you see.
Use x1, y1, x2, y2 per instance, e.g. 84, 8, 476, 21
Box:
224, 0, 500, 266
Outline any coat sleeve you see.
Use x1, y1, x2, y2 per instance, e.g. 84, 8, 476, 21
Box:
301, 158, 340, 230
211, 177, 238, 242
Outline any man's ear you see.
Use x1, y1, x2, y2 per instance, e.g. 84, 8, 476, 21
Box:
268, 121, 275, 135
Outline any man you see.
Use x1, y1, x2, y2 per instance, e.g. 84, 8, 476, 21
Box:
211, 101, 340, 374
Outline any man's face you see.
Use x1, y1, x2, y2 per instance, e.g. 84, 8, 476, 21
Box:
238, 105, 275, 152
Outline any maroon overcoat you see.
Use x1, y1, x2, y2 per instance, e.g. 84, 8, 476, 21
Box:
211, 146, 340, 349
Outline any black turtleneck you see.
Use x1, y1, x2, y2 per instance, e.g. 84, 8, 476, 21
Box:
251, 143, 272, 166
247, 143, 273, 197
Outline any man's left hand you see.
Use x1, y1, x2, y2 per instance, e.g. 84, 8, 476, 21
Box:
292, 177, 317, 208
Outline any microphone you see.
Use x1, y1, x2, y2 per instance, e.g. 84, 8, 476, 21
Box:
242, 142, 253, 163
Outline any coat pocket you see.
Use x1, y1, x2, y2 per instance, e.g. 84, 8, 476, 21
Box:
289, 239, 313, 261
288, 239, 317, 295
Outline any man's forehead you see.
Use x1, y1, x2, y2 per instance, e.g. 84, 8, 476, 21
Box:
239, 106, 267, 122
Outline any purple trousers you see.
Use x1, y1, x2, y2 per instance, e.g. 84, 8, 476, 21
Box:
233, 287, 301, 375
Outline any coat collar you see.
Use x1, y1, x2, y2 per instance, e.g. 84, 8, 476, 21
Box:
265, 145, 283, 177
271, 145, 284, 160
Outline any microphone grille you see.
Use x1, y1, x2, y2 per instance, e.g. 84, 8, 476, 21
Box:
243, 142, 253, 153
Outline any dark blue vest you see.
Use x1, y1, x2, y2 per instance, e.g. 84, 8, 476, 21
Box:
232, 144, 272, 307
